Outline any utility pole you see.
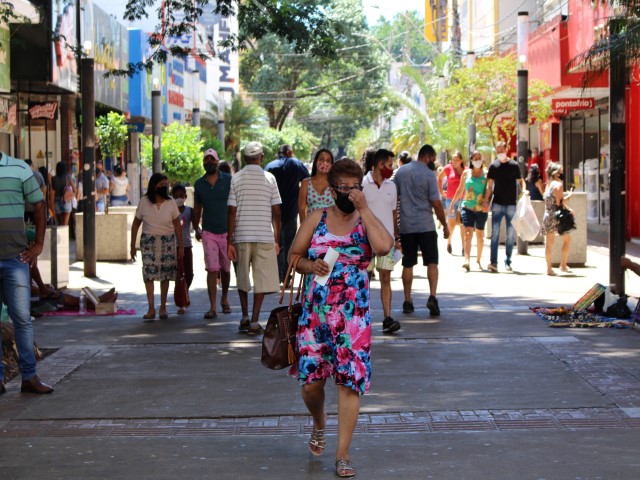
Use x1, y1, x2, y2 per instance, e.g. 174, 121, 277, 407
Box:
467, 51, 476, 161
81, 42, 96, 277
609, 17, 626, 295
151, 78, 162, 173
516, 12, 529, 255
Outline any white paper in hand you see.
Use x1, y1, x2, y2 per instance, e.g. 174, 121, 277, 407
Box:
315, 247, 339, 286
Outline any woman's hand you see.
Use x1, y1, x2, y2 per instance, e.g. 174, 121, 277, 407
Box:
350, 188, 368, 212
130, 245, 137, 262
312, 258, 330, 276
177, 246, 184, 260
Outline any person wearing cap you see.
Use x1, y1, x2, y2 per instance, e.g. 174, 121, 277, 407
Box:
227, 141, 282, 334
193, 148, 233, 319
483, 141, 527, 273
265, 144, 309, 283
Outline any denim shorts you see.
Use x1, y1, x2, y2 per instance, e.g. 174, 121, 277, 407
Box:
460, 208, 488, 230
55, 197, 72, 214
444, 198, 461, 219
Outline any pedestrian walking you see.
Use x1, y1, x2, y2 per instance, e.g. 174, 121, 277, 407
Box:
109, 165, 130, 206
95, 160, 110, 213
265, 144, 310, 283
227, 142, 281, 334
0, 152, 54, 395
298, 149, 334, 223
362, 148, 401, 333
172, 184, 197, 314
394, 144, 449, 316
49, 161, 76, 226
438, 150, 466, 255
542, 162, 573, 276
193, 149, 233, 319
288, 158, 393, 478
483, 141, 527, 272
526, 164, 544, 201
130, 173, 184, 321
449, 150, 489, 272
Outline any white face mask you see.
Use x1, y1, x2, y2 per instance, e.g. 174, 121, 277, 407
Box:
497, 153, 507, 161
472, 160, 484, 169
175, 198, 185, 207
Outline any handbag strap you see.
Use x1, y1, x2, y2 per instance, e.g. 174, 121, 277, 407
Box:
279, 254, 304, 307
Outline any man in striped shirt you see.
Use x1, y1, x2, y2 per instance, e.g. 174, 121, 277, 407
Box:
0, 153, 54, 395
227, 142, 282, 335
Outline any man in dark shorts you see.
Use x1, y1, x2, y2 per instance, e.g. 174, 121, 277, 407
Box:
394, 144, 449, 316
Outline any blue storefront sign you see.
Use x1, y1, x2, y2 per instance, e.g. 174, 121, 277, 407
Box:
129, 29, 168, 124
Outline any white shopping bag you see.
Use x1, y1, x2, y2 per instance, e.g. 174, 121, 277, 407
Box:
512, 195, 540, 242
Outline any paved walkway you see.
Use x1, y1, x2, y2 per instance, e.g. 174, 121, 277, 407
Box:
1, 229, 640, 479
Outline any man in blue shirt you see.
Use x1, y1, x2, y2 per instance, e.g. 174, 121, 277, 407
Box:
394, 144, 449, 317
265, 145, 309, 283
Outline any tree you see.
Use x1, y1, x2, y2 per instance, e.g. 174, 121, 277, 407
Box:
437, 54, 552, 147
110, 0, 345, 76
240, 0, 391, 147
250, 122, 319, 163
200, 96, 265, 155
140, 123, 205, 184
95, 112, 129, 163
370, 10, 437, 66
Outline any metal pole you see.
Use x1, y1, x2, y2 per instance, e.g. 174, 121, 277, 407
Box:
609, 18, 626, 295
217, 90, 225, 147
192, 107, 200, 128
516, 12, 529, 255
151, 87, 162, 173
81, 56, 96, 277
467, 51, 476, 162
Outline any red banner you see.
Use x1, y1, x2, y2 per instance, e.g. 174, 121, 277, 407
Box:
551, 97, 595, 116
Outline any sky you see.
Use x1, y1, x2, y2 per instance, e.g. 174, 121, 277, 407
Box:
363, 0, 425, 26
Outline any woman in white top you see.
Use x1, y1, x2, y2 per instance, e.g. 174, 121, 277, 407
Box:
110, 165, 130, 206
130, 173, 184, 320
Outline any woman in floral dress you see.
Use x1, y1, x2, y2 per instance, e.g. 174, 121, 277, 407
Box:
542, 161, 573, 276
288, 158, 393, 478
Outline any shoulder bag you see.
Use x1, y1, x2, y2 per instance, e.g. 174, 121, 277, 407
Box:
555, 204, 576, 235
174, 256, 190, 308
261, 254, 304, 370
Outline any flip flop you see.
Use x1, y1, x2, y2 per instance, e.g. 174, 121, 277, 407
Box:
204, 310, 217, 320
143, 311, 156, 322
221, 303, 232, 314
159, 309, 169, 319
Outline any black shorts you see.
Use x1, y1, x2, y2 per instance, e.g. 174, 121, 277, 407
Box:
400, 231, 438, 267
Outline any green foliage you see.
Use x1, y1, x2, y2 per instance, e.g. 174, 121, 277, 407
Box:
249, 122, 319, 164
113, 0, 343, 76
141, 123, 205, 184
200, 134, 228, 162
370, 10, 437, 66
346, 128, 384, 161
95, 112, 128, 161
240, 0, 392, 151
437, 54, 552, 147
201, 96, 265, 156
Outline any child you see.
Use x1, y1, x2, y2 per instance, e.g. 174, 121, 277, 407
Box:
172, 185, 197, 313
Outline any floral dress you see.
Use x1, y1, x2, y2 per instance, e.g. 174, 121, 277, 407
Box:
290, 210, 373, 395
541, 184, 560, 235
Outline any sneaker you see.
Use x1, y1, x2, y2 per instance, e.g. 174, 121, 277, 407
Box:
487, 264, 498, 273
238, 317, 251, 332
504, 263, 513, 272
427, 295, 440, 316
247, 322, 264, 335
402, 301, 414, 313
382, 317, 401, 334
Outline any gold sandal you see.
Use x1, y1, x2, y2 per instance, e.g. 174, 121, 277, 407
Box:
335, 458, 356, 478
308, 415, 326, 456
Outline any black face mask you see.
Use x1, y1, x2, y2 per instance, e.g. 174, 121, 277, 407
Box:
204, 163, 218, 175
558, 173, 565, 181
334, 191, 356, 214
96, 169, 102, 175
156, 186, 169, 197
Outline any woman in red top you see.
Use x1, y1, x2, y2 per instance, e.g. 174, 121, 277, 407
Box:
437, 151, 466, 254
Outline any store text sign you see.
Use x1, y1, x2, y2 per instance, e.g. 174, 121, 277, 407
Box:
552, 97, 595, 116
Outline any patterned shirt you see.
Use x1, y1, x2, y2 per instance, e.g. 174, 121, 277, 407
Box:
227, 164, 281, 243
0, 153, 44, 260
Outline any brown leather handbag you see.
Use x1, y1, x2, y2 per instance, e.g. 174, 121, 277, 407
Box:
261, 254, 305, 370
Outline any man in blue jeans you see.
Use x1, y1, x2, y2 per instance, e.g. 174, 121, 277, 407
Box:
483, 141, 527, 272
0, 152, 54, 395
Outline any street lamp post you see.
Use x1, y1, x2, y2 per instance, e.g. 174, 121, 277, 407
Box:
467, 51, 476, 161
151, 77, 162, 173
516, 12, 530, 255
81, 41, 96, 277
217, 89, 225, 147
